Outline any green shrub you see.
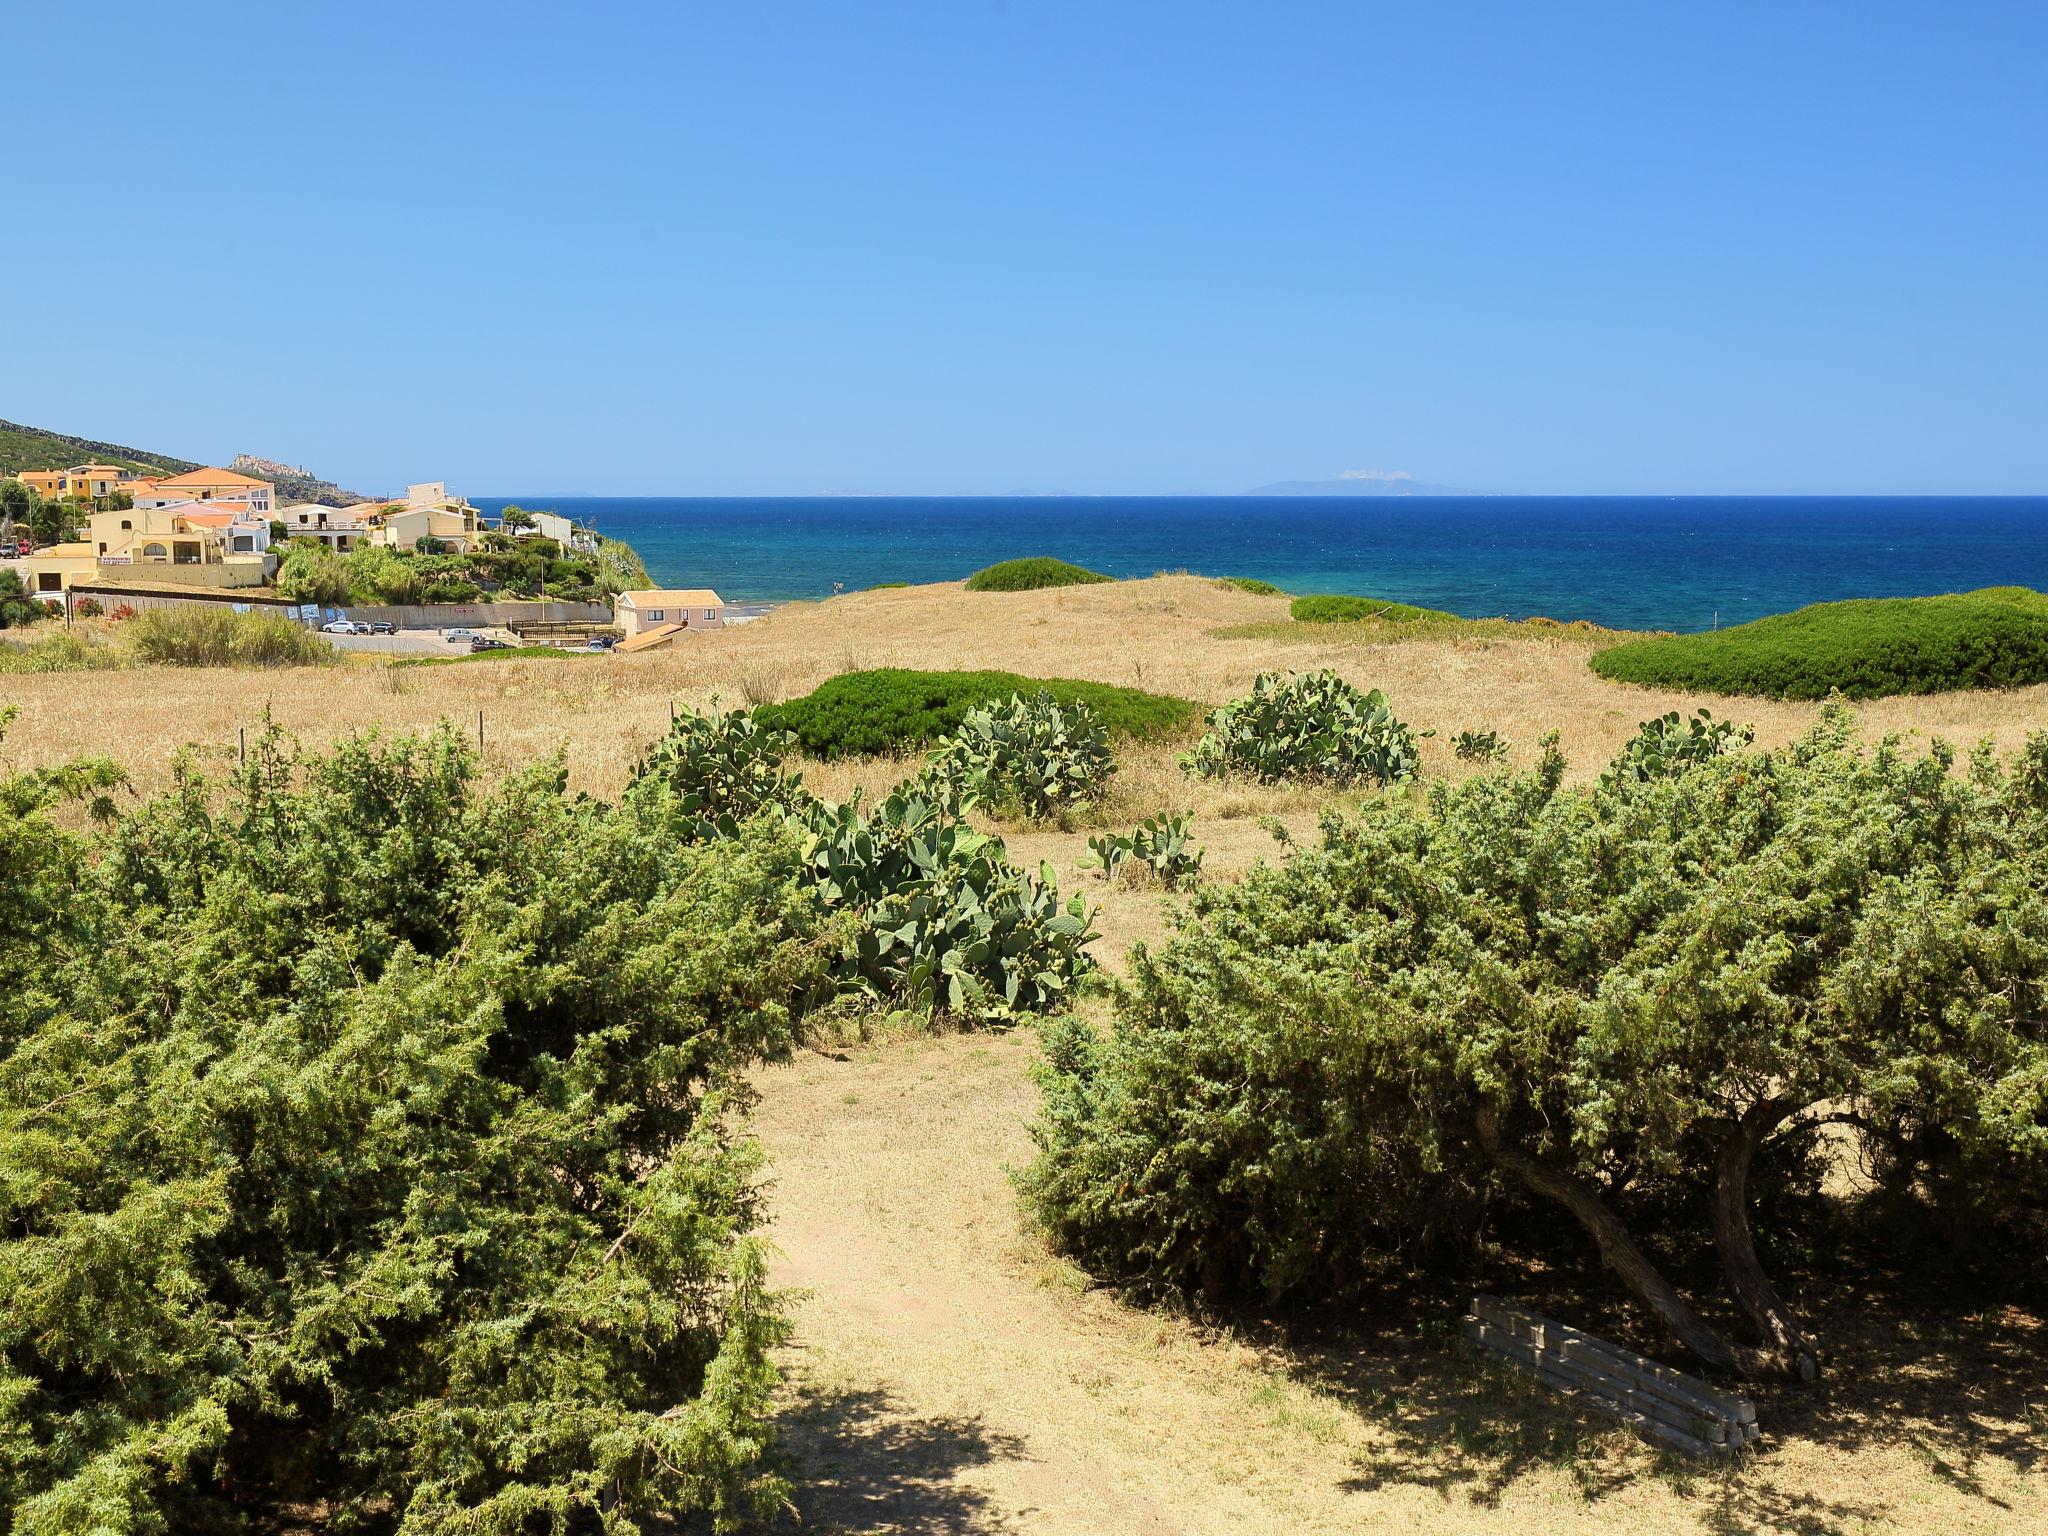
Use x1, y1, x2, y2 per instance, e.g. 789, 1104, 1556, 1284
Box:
1589, 588, 2048, 699
0, 571, 48, 629
629, 700, 814, 837
1025, 712, 2048, 1380
1290, 593, 1457, 624
1083, 812, 1204, 888
926, 692, 1116, 819
1452, 727, 1508, 763
0, 722, 829, 1528
1181, 670, 1423, 786
127, 606, 333, 667
796, 786, 1097, 1015
751, 669, 1199, 759
1607, 708, 1752, 783
963, 557, 1113, 592
867, 580, 910, 590
1215, 576, 1283, 596
626, 705, 1097, 1019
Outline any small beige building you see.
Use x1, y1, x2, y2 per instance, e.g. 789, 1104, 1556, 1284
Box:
614, 588, 725, 639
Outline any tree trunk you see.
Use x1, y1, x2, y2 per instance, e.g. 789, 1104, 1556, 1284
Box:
1474, 1106, 1790, 1379
1712, 1098, 1822, 1380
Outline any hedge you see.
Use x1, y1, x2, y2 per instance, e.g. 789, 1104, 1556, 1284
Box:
751, 668, 1199, 758
963, 557, 1113, 591
1589, 587, 2048, 699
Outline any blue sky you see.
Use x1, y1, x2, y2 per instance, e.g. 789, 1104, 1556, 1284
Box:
5, 1, 2043, 495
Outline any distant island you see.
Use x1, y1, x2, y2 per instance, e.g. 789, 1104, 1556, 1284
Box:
1246, 469, 1463, 496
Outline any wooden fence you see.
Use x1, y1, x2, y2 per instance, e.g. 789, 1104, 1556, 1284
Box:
1463, 1295, 1758, 1458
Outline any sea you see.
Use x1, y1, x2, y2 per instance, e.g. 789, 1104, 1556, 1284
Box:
472, 496, 2048, 634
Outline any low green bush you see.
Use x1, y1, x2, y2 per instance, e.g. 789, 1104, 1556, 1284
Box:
127, 606, 333, 667
1452, 727, 1508, 763
926, 692, 1116, 819
796, 787, 1097, 1015
1083, 812, 1204, 888
1290, 593, 1457, 624
0, 631, 125, 673
1215, 576, 1284, 596
626, 704, 1098, 1018
751, 668, 1199, 758
395, 644, 595, 666
629, 699, 809, 838
1025, 712, 2048, 1381
1181, 670, 1423, 786
963, 557, 1113, 591
1588, 588, 2048, 698
1607, 708, 1752, 782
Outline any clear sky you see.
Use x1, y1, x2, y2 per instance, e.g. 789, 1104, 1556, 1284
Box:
5, 1, 2044, 496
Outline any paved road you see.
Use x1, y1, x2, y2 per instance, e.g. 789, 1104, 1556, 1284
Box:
321, 630, 486, 657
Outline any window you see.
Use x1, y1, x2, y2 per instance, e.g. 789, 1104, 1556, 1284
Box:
142, 543, 167, 558
121, 519, 132, 530
704, 609, 715, 620
649, 609, 665, 621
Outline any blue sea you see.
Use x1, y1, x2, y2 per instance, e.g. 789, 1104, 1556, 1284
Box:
474, 496, 2048, 634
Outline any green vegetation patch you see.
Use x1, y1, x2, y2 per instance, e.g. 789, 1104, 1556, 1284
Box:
1290, 593, 1458, 624
0, 417, 196, 476
963, 557, 1113, 592
1215, 576, 1284, 596
1589, 587, 2048, 699
393, 644, 597, 667
752, 668, 1199, 758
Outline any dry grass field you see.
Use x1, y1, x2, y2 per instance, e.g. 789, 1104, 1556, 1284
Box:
7, 575, 2047, 1534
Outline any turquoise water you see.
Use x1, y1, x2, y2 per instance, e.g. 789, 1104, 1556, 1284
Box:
474, 495, 2048, 633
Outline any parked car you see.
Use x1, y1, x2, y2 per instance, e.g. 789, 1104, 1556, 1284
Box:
470, 636, 511, 653
320, 619, 365, 635
586, 634, 619, 650
443, 628, 480, 643
366, 620, 397, 635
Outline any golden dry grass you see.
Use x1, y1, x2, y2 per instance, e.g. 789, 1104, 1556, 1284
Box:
8, 575, 2047, 1532
9, 576, 2043, 804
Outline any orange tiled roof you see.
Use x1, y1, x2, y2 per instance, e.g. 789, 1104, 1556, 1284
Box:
151, 467, 272, 489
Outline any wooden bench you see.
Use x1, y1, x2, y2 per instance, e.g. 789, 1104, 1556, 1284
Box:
1463, 1294, 1758, 1458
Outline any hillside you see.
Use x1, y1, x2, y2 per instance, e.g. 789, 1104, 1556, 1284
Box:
232, 453, 373, 508
0, 418, 197, 477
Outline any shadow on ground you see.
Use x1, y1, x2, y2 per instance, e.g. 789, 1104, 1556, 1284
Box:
1272, 1285, 2046, 1536
768, 1383, 1029, 1534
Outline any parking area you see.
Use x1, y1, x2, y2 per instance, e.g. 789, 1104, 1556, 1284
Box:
321, 628, 513, 657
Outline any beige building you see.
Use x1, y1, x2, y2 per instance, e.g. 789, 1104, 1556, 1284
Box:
3, 543, 98, 601
365, 482, 483, 552
72, 503, 272, 591
614, 588, 725, 639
